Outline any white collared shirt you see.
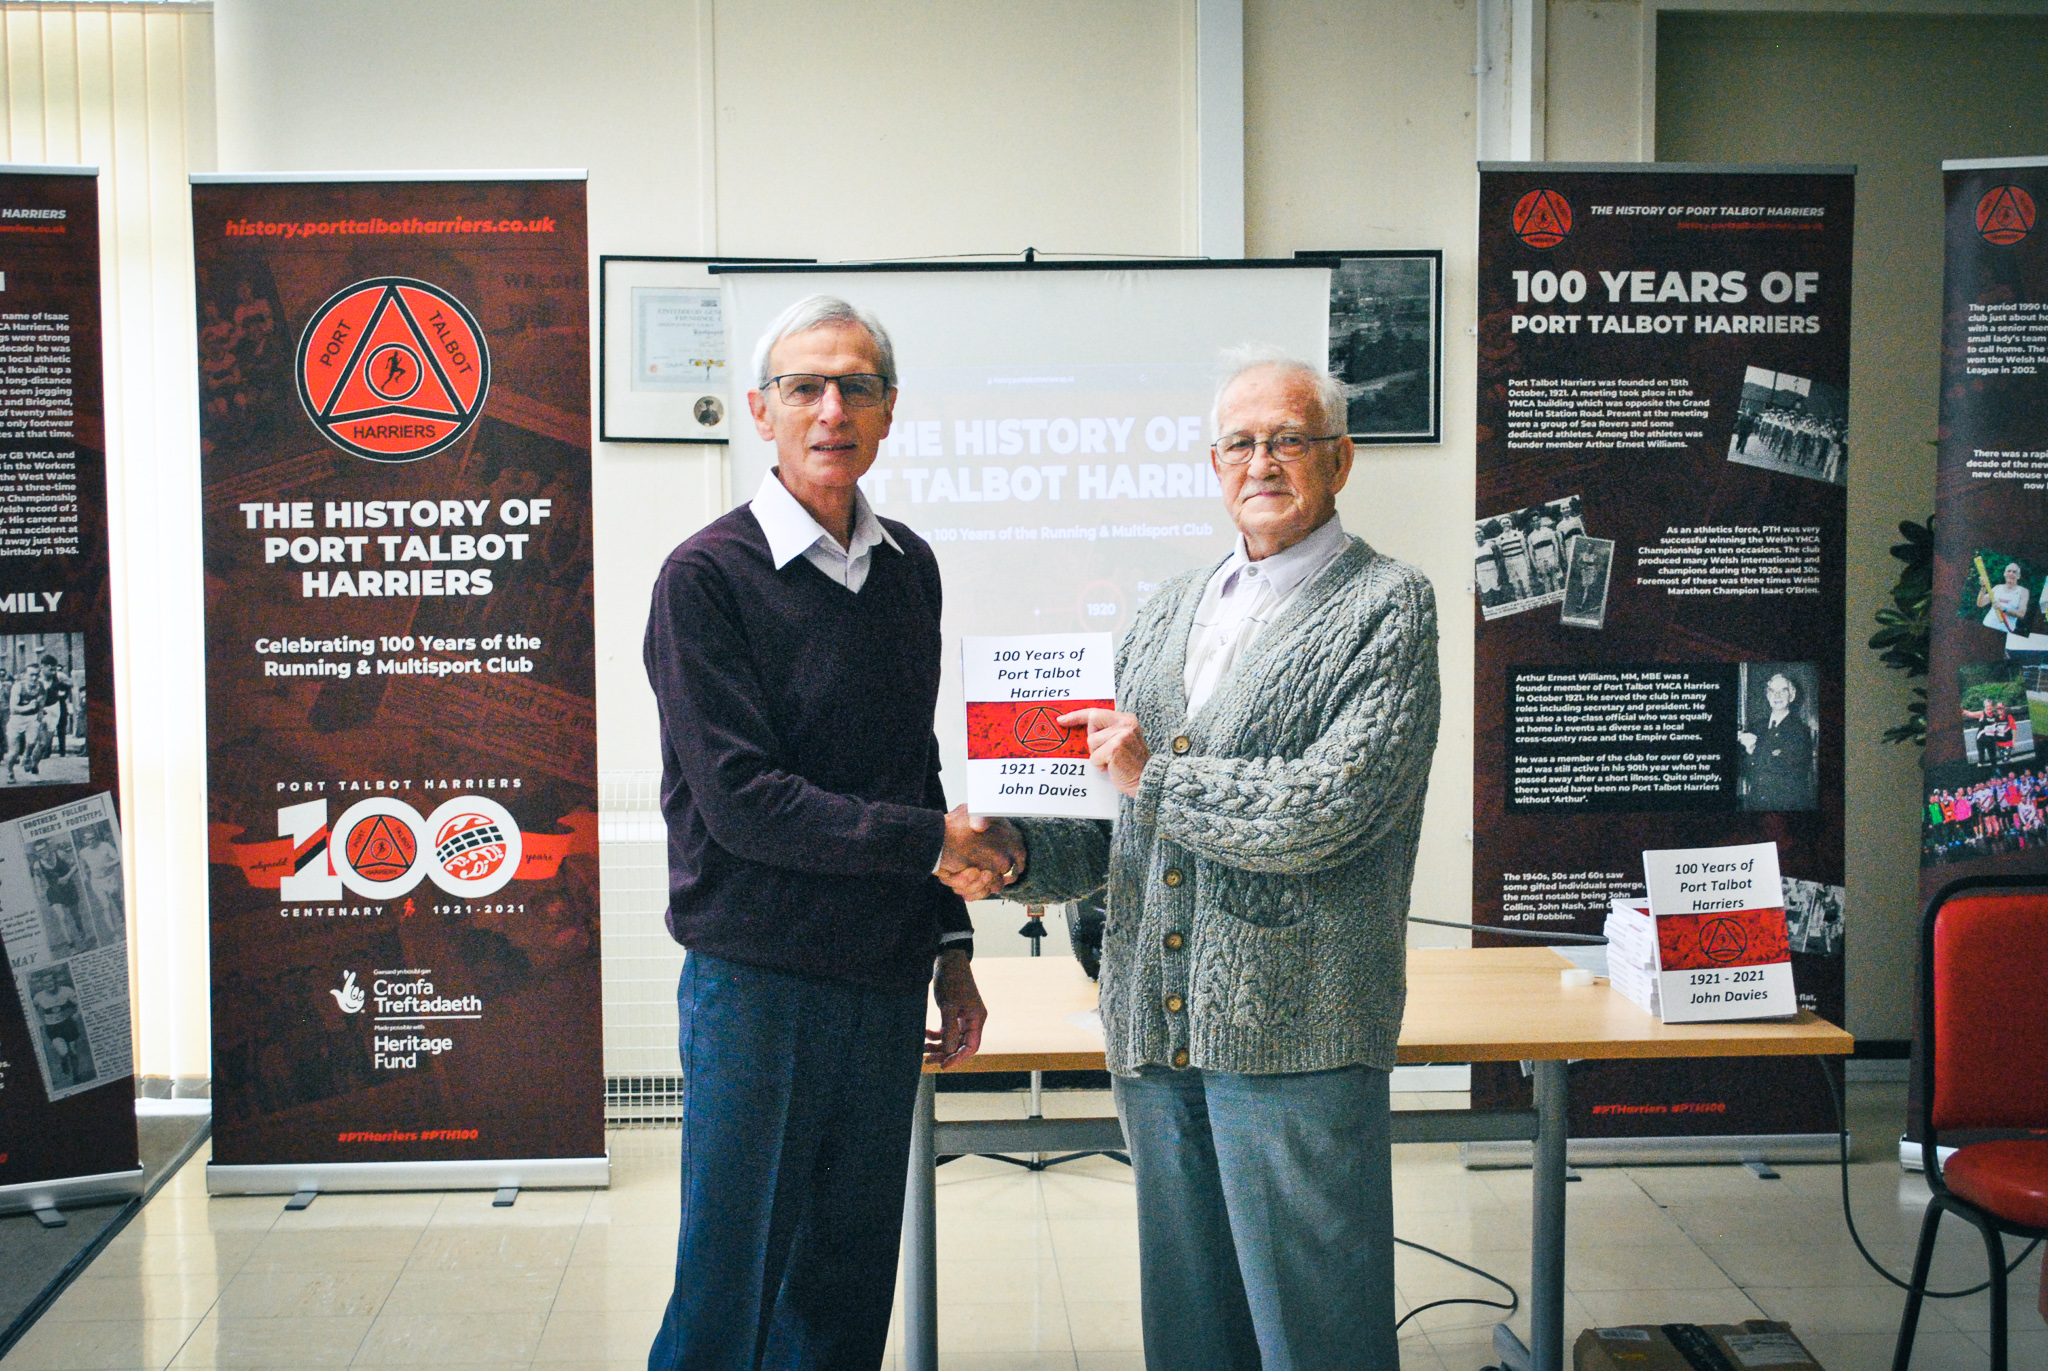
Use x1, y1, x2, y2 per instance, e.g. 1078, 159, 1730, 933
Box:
748, 469, 901, 593
1183, 515, 1349, 717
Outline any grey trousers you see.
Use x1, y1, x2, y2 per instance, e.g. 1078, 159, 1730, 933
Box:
1112, 1062, 1397, 1371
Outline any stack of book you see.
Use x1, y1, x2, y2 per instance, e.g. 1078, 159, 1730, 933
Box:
1604, 897, 1660, 1017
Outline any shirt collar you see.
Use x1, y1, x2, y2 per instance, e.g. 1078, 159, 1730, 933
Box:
749, 469, 901, 569
1220, 513, 1348, 599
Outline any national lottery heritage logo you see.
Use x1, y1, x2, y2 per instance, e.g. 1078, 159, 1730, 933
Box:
1512, 188, 1573, 249
1977, 185, 2037, 246
295, 276, 490, 462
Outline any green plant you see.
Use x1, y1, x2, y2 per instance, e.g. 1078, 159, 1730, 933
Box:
1868, 515, 1932, 745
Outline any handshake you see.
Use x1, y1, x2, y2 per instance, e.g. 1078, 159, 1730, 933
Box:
938, 804, 1026, 902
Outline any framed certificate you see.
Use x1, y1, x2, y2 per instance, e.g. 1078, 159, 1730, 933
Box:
598, 255, 810, 444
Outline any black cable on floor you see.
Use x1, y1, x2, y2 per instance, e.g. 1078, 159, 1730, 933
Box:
1393, 1236, 1521, 1331
1815, 1055, 2040, 1298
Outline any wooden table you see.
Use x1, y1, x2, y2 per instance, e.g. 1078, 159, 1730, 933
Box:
904, 948, 1854, 1371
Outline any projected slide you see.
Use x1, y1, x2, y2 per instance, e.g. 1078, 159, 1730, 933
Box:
720, 264, 1331, 804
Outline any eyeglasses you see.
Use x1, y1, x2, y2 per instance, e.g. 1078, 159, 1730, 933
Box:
1211, 431, 1343, 464
763, 373, 891, 408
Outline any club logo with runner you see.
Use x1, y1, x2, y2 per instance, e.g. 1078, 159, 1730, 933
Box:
296, 276, 491, 462
346, 812, 418, 884
1512, 189, 1573, 249
1012, 705, 1071, 754
1976, 185, 2036, 246
1698, 916, 1751, 963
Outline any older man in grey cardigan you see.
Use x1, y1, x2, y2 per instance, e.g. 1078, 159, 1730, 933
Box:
974, 352, 1439, 1370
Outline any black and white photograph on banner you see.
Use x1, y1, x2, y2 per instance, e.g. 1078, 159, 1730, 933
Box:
1735, 661, 1819, 811
0, 632, 87, 788
1781, 876, 1844, 957
1956, 658, 2041, 768
29, 828, 100, 958
1306, 251, 1442, 444
27, 963, 97, 1093
1725, 365, 1848, 486
1559, 536, 1615, 630
1958, 548, 2044, 638
1475, 494, 1585, 620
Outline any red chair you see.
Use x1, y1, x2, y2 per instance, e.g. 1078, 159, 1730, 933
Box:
1893, 877, 2048, 1371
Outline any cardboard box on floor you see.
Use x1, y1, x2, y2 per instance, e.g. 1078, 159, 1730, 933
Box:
1574, 1321, 1822, 1371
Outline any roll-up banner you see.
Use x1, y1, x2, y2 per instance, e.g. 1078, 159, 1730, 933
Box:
1912, 156, 2048, 1157
1473, 164, 1852, 1154
1922, 157, 2048, 885
0, 165, 140, 1215
193, 173, 603, 1193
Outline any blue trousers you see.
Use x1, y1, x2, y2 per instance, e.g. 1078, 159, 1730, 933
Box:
649, 953, 927, 1371
1113, 1063, 1398, 1371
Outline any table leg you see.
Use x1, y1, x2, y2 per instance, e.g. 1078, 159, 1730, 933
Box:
903, 1073, 938, 1371
1530, 1058, 1569, 1371
1491, 1059, 1568, 1371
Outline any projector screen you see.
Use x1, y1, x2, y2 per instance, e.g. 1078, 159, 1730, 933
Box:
718, 262, 1331, 806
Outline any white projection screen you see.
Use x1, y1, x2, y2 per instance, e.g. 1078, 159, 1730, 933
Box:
718, 263, 1332, 806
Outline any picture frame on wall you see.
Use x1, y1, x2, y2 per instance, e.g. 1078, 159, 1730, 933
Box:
1294, 249, 1442, 446
598, 255, 811, 444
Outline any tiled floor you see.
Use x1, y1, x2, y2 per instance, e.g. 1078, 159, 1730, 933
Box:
3, 1083, 2042, 1369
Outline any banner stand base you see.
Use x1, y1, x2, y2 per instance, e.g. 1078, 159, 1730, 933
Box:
206, 1155, 609, 1196
1460, 1132, 1840, 1170
0, 1167, 146, 1218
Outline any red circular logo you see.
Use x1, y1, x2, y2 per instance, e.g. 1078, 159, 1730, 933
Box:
434, 811, 511, 884
1698, 918, 1751, 964
1977, 185, 2036, 246
1513, 189, 1573, 249
1013, 705, 1071, 754
296, 277, 490, 462
346, 813, 418, 883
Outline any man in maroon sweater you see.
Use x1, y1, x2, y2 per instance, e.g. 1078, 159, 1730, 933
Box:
644, 295, 1021, 1370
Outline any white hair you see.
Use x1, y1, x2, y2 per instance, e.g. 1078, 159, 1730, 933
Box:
751, 294, 898, 390
1209, 345, 1352, 439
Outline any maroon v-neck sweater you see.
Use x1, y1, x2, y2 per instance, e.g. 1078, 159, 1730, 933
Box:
642, 505, 970, 992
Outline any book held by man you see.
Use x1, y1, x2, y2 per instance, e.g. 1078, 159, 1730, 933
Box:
961, 633, 1118, 819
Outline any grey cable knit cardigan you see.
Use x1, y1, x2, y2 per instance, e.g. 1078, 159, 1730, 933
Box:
1007, 537, 1439, 1077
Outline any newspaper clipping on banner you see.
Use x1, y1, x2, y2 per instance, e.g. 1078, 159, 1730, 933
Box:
0, 793, 129, 1102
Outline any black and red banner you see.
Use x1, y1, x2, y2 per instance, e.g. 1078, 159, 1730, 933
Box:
193, 175, 601, 1184
1475, 164, 1853, 1143
1922, 158, 2048, 888
0, 166, 136, 1202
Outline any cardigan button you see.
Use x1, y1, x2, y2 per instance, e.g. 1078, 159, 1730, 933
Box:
1171, 735, 1191, 755
1163, 868, 1184, 888
1172, 1049, 1190, 1068
1164, 932, 1184, 951
1165, 994, 1184, 1013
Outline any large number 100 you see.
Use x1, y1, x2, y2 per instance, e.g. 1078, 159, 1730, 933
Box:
276, 795, 524, 902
